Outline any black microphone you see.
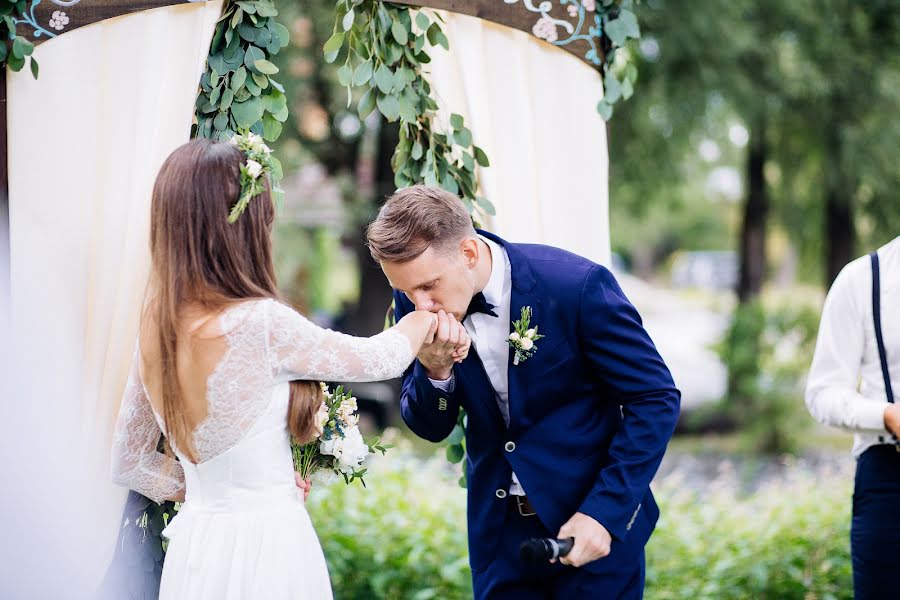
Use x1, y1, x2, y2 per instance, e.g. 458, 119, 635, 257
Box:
520, 537, 575, 562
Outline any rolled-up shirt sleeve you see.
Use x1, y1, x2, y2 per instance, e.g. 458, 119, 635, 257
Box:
805, 265, 888, 432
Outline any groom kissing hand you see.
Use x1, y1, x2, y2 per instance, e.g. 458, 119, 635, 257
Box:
367, 186, 680, 600
419, 310, 472, 379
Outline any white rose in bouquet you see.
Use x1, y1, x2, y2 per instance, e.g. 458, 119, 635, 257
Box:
335, 427, 369, 474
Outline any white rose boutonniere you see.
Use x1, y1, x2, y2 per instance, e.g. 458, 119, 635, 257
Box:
508, 306, 544, 365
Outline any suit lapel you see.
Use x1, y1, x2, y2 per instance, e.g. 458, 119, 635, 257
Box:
477, 230, 541, 435
458, 345, 505, 428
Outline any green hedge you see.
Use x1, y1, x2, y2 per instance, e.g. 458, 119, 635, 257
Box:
647, 469, 852, 599
307, 448, 472, 599
307, 443, 853, 599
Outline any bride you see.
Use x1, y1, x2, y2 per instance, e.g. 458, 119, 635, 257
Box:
110, 136, 468, 599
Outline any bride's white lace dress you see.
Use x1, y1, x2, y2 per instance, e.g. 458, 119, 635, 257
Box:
111, 299, 414, 599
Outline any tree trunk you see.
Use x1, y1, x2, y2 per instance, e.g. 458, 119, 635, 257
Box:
736, 119, 768, 303
823, 124, 855, 287
338, 119, 399, 337
824, 189, 854, 287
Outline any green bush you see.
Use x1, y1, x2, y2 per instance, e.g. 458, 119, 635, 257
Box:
307, 445, 472, 599
716, 300, 821, 453
307, 442, 853, 599
648, 468, 852, 599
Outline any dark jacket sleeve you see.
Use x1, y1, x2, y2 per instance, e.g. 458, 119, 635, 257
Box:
576, 266, 681, 540
394, 291, 460, 443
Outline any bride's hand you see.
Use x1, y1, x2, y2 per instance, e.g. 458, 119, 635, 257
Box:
395, 310, 438, 348
295, 472, 312, 502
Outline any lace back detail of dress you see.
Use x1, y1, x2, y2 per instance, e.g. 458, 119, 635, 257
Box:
112, 298, 413, 501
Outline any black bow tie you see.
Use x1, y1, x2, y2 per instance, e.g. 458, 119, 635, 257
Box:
465, 292, 498, 318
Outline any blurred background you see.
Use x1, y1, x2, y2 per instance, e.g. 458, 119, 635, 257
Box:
264, 1, 898, 597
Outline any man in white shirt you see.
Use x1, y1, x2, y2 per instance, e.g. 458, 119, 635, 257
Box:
806, 235, 900, 600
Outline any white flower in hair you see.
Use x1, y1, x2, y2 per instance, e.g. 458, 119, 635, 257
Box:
245, 159, 263, 179
226, 131, 283, 223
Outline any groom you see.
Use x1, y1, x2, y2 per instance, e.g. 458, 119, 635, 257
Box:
367, 186, 680, 599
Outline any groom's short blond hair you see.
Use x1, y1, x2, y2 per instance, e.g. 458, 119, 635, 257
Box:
366, 185, 476, 263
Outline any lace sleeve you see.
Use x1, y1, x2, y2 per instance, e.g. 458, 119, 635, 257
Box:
266, 299, 414, 383
110, 344, 185, 504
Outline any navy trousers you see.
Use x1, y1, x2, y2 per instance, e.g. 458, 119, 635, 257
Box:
472, 505, 645, 600
852, 444, 900, 600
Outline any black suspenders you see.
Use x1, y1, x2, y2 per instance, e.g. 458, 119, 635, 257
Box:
871, 252, 895, 405
871, 252, 898, 448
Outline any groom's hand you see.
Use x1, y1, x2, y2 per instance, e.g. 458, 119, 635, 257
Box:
556, 512, 612, 567
419, 310, 469, 379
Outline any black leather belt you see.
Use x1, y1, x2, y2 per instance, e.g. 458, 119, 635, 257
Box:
509, 494, 537, 517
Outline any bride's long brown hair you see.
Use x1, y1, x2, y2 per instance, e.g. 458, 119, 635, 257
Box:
148, 138, 321, 462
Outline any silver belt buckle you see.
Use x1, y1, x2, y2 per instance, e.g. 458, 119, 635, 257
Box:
516, 495, 537, 517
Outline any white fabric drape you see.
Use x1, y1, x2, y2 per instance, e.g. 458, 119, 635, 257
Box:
424, 11, 611, 266
2, 2, 222, 596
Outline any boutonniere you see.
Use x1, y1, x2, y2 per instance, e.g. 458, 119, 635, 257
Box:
508, 306, 545, 365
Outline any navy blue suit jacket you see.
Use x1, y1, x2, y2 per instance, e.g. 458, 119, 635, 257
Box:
395, 231, 680, 574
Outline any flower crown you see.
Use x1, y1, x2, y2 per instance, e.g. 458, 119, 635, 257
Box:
227, 132, 284, 223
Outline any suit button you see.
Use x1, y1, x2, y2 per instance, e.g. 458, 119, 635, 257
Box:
504, 441, 516, 452
495, 489, 508, 499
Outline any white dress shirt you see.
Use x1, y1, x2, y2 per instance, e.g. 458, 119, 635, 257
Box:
430, 236, 525, 494
806, 236, 900, 457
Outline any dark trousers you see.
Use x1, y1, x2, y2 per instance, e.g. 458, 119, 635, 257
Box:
852, 445, 900, 600
472, 505, 645, 600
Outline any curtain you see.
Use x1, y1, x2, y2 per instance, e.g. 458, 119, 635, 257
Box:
424, 10, 611, 266
1, 2, 223, 596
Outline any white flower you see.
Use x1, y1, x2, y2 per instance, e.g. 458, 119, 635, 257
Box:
319, 436, 341, 458
313, 403, 329, 438
520, 338, 534, 351
246, 133, 266, 152
319, 427, 369, 473
337, 396, 359, 426
508, 332, 520, 342
49, 10, 69, 30
525, 328, 536, 339
336, 427, 369, 473
245, 159, 263, 179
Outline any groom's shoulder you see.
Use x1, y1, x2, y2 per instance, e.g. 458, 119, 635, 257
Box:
515, 242, 597, 271
506, 244, 612, 299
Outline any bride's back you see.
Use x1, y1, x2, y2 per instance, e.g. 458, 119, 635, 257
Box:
139, 305, 237, 435
139, 300, 283, 464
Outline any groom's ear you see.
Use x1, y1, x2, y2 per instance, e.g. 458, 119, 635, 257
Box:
460, 238, 480, 268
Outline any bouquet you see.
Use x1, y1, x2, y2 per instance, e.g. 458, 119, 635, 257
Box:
291, 383, 391, 486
